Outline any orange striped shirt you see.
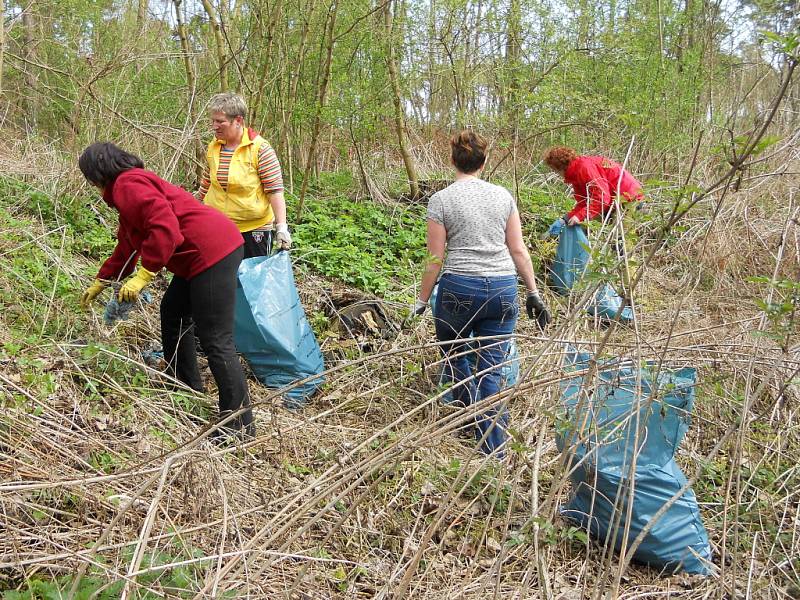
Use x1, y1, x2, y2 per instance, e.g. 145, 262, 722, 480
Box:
197, 140, 283, 201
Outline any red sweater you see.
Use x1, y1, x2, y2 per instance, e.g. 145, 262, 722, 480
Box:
564, 156, 643, 222
97, 168, 243, 281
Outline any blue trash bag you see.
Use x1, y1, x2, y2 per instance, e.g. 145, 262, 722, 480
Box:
555, 349, 712, 575
549, 224, 590, 296
547, 217, 566, 238
430, 284, 520, 404
234, 252, 324, 408
549, 225, 634, 323
590, 283, 634, 323
103, 290, 153, 325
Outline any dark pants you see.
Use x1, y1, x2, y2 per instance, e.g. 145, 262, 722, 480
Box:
160, 246, 253, 434
434, 273, 518, 458
242, 229, 273, 259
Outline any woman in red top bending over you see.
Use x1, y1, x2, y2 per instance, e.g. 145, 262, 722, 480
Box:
78, 142, 253, 441
543, 146, 643, 226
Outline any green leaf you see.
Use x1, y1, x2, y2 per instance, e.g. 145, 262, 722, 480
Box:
572, 530, 589, 544
751, 135, 782, 156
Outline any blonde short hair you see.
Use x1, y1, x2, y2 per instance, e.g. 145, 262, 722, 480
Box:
209, 92, 247, 120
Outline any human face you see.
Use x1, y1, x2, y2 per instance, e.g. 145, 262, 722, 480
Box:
210, 111, 242, 143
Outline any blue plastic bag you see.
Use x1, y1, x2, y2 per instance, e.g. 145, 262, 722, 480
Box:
547, 217, 566, 238
590, 284, 634, 323
549, 225, 633, 323
430, 284, 520, 404
234, 252, 324, 407
103, 290, 153, 325
555, 349, 711, 574
549, 224, 590, 296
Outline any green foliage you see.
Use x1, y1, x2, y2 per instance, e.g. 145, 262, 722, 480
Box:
0, 177, 116, 261
429, 459, 513, 515
290, 192, 427, 294
1, 546, 215, 599
509, 516, 589, 549
0, 177, 117, 338
760, 30, 800, 59
516, 183, 572, 236
748, 276, 799, 349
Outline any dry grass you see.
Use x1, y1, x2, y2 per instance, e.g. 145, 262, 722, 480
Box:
1, 142, 799, 599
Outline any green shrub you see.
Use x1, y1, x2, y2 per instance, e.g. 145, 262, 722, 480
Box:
291, 195, 427, 294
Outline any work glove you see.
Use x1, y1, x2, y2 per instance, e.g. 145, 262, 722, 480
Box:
276, 223, 292, 250
119, 267, 156, 303
526, 292, 551, 330
81, 279, 109, 308
413, 299, 428, 316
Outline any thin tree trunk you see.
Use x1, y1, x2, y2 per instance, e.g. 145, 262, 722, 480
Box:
172, 0, 202, 180
501, 0, 521, 122
608, 0, 616, 32
426, 0, 436, 124
470, 0, 483, 111
279, 0, 316, 187
0, 0, 5, 98
200, 0, 229, 91
297, 0, 339, 218
137, 0, 148, 29
22, 2, 37, 127
384, 0, 419, 199
173, 0, 196, 94
577, 0, 590, 47
249, 0, 283, 125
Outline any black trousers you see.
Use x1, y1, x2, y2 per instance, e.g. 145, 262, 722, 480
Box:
160, 247, 253, 432
242, 229, 273, 259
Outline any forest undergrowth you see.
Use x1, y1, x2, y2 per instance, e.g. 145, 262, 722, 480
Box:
0, 130, 798, 600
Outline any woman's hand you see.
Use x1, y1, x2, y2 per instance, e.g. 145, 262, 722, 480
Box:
81, 279, 108, 308
119, 267, 156, 302
412, 299, 428, 316
526, 292, 551, 330
567, 215, 581, 227
276, 223, 292, 250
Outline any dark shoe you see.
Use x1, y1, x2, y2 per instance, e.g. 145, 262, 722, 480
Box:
209, 412, 255, 446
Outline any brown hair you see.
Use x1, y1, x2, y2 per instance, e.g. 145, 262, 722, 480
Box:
543, 146, 578, 173
450, 130, 488, 173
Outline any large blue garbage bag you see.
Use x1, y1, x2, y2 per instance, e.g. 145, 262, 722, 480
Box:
234, 252, 324, 407
549, 223, 590, 296
548, 221, 633, 323
429, 284, 520, 404
555, 349, 711, 574
590, 284, 634, 322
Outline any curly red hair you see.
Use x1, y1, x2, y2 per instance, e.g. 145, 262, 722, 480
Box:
543, 146, 578, 173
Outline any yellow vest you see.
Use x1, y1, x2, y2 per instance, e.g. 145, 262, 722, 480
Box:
204, 128, 274, 232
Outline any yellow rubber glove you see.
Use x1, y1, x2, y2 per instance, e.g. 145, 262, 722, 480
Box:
118, 267, 156, 303
81, 279, 108, 308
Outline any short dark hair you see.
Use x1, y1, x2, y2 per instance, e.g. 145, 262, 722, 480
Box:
79, 142, 144, 187
450, 130, 487, 173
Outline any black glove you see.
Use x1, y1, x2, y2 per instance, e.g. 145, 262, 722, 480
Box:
526, 292, 551, 330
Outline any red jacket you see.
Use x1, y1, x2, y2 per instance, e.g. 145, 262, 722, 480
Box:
564, 156, 643, 222
97, 168, 243, 281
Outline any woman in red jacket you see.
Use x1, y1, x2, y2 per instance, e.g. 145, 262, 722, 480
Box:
543, 146, 643, 226
78, 142, 253, 441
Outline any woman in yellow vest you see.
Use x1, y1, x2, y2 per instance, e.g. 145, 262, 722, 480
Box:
197, 92, 291, 257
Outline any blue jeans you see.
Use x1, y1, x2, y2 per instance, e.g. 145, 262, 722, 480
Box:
434, 273, 518, 457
